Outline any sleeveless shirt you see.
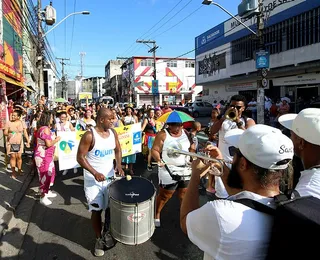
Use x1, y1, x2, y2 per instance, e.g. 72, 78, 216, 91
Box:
159, 129, 192, 184
83, 127, 115, 180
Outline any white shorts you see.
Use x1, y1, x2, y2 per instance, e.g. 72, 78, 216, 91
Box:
84, 178, 112, 212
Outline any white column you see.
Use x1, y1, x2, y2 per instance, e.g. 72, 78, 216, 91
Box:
159, 93, 163, 105
136, 94, 140, 107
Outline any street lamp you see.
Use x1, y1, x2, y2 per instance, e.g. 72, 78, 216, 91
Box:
202, 0, 257, 35
42, 11, 90, 38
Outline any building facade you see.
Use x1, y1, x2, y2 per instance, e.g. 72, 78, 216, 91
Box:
81, 77, 105, 101
195, 0, 320, 109
121, 56, 202, 106
103, 60, 124, 101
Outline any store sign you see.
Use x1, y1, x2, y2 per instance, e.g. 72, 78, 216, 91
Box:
226, 82, 261, 92
273, 73, 320, 86
0, 60, 22, 81
256, 50, 270, 69
224, 0, 306, 37
195, 23, 225, 49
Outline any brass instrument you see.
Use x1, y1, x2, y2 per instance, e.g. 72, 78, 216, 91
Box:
165, 147, 233, 176
225, 108, 237, 121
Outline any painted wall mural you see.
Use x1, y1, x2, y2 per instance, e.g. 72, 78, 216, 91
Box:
1, 0, 23, 81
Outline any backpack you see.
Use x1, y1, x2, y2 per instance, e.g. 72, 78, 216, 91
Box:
236, 191, 320, 259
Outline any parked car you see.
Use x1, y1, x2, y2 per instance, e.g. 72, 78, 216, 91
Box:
184, 101, 213, 117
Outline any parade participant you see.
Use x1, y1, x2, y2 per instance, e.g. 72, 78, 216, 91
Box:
83, 109, 96, 129
152, 121, 195, 228
141, 108, 157, 171
211, 95, 255, 165
34, 111, 61, 206
4, 110, 30, 178
181, 125, 294, 260
279, 108, 320, 199
77, 108, 124, 257
162, 101, 172, 114
67, 107, 78, 127
121, 104, 138, 175
56, 111, 75, 132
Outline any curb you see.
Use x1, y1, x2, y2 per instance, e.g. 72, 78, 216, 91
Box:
0, 170, 35, 240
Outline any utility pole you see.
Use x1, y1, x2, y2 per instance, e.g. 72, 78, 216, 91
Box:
37, 0, 44, 96
57, 58, 70, 99
256, 0, 266, 124
136, 40, 159, 107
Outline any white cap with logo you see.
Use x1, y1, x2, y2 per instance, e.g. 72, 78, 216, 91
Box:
278, 108, 320, 146
225, 124, 294, 170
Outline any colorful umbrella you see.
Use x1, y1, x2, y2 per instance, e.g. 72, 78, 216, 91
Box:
157, 110, 194, 124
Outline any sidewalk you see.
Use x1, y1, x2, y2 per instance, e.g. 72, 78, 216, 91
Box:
0, 131, 35, 240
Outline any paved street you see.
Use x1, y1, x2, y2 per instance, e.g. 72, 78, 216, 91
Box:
1, 152, 209, 260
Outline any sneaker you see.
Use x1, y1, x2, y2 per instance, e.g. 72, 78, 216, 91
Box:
62, 170, 68, 176
147, 165, 152, 171
94, 238, 105, 257
46, 190, 57, 198
40, 196, 52, 206
102, 231, 115, 249
155, 219, 161, 228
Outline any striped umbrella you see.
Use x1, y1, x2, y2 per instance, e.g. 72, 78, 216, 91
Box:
157, 110, 194, 124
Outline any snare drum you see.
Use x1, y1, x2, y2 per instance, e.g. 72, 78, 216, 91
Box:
109, 176, 156, 245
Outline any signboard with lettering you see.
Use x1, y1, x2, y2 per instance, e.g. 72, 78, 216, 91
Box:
256, 50, 270, 69
273, 73, 320, 86
57, 123, 142, 170
152, 80, 159, 95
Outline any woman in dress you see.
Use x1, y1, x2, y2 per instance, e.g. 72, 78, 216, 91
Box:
34, 111, 61, 206
4, 110, 30, 178
121, 105, 138, 175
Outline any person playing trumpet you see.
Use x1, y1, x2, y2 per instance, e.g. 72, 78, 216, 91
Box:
210, 95, 255, 199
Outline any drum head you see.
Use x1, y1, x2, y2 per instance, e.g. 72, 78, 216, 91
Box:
109, 176, 155, 204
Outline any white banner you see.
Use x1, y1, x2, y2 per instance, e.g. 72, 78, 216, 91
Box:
57, 131, 81, 171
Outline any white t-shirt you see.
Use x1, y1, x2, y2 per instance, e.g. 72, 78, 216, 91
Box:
218, 118, 248, 168
295, 168, 320, 199
186, 191, 275, 260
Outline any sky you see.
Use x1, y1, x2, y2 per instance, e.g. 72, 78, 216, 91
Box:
40, 0, 238, 79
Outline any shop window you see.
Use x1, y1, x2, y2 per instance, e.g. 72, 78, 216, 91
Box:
185, 61, 195, 68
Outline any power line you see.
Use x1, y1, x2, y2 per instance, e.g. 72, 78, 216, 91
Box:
142, 0, 194, 40
153, 5, 203, 39
121, 0, 186, 56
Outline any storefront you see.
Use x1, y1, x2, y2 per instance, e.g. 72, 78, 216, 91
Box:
273, 73, 320, 111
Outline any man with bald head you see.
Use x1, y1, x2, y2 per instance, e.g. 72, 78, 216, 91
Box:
77, 108, 124, 256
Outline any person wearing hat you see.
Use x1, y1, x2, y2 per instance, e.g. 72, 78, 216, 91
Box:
180, 124, 294, 260
152, 118, 196, 228
279, 108, 320, 199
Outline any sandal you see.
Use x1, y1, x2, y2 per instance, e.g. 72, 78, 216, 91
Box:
18, 169, 25, 176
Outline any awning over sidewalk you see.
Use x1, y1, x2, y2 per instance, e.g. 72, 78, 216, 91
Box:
0, 73, 34, 92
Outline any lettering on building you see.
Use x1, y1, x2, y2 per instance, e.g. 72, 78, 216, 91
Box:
198, 52, 226, 76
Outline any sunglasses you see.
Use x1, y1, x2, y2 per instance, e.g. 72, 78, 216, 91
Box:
229, 105, 243, 110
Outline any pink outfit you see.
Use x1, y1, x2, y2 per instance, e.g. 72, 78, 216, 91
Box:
34, 126, 56, 194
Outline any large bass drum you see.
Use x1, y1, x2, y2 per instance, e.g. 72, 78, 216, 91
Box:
109, 176, 156, 245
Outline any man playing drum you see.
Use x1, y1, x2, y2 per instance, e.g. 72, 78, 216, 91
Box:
152, 121, 195, 228
77, 108, 124, 257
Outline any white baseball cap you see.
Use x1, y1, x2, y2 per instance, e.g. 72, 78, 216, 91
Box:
278, 108, 320, 146
225, 124, 294, 170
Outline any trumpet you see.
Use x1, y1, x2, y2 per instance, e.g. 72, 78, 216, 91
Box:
165, 148, 232, 176
225, 108, 237, 121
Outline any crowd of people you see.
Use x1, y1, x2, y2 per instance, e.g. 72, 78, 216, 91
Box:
3, 93, 320, 259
